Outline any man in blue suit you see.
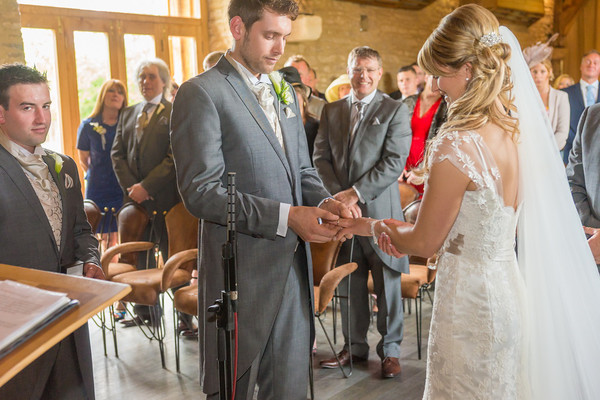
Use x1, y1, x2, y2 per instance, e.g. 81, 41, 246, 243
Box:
562, 50, 600, 164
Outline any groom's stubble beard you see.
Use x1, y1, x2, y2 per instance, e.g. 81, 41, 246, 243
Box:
238, 31, 280, 76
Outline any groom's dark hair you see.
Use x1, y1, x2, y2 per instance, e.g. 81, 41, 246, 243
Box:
229, 0, 299, 30
0, 64, 48, 110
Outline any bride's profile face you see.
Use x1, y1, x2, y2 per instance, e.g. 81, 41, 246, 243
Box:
432, 64, 470, 104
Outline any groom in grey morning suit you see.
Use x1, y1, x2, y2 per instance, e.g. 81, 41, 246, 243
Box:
170, 1, 350, 399
313, 46, 411, 378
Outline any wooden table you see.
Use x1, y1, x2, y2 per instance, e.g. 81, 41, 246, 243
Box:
0, 264, 131, 387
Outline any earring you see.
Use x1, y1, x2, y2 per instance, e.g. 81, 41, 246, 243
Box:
466, 77, 470, 81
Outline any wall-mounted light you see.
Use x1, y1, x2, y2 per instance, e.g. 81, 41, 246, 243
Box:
360, 14, 368, 32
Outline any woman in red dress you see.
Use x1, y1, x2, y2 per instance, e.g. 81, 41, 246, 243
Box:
401, 75, 447, 194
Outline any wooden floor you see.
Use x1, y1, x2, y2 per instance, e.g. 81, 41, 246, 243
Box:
90, 294, 432, 400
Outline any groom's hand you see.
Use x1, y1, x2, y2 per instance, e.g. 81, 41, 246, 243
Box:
320, 198, 353, 220
333, 188, 362, 218
289, 206, 340, 243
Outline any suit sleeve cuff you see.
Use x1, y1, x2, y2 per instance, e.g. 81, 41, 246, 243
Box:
352, 185, 366, 204
277, 203, 291, 237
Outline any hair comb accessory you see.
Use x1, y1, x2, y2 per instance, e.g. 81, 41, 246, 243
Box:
479, 32, 502, 47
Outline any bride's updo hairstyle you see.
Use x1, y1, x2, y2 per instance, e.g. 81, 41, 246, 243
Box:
418, 4, 518, 140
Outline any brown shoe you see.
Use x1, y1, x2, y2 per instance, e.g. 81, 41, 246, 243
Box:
381, 357, 401, 378
319, 349, 367, 369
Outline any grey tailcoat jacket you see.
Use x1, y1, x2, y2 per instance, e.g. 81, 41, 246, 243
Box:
313, 92, 412, 273
567, 103, 600, 228
170, 57, 330, 394
0, 146, 99, 398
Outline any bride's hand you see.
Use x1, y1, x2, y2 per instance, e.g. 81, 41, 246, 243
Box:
334, 217, 373, 240
377, 232, 406, 258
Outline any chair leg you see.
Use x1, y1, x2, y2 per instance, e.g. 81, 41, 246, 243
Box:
317, 315, 351, 378
416, 289, 423, 360
110, 304, 119, 357
174, 305, 181, 372
332, 289, 338, 345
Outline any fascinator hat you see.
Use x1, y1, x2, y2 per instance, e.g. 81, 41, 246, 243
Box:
522, 33, 559, 69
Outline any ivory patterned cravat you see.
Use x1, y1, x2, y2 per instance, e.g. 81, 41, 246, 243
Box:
586, 85, 596, 107
135, 102, 154, 140
349, 101, 365, 149
0, 135, 63, 251
250, 82, 285, 150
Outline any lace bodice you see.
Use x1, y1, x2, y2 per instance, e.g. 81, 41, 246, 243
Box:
428, 131, 518, 262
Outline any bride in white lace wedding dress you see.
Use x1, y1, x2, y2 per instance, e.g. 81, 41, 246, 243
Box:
337, 4, 600, 399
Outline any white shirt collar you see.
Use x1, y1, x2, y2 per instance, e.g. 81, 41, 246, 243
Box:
0, 129, 45, 157
351, 89, 377, 105
146, 93, 163, 106
228, 53, 271, 86
580, 80, 599, 90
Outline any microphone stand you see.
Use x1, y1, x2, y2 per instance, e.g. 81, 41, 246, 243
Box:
208, 172, 238, 400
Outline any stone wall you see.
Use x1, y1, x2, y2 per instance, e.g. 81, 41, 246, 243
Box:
205, 0, 554, 93
0, 0, 25, 64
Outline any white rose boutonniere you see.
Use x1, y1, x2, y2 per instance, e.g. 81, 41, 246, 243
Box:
49, 153, 63, 175
90, 121, 108, 150
268, 71, 294, 106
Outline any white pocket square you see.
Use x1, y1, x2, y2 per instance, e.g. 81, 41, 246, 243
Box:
285, 107, 296, 118
64, 173, 74, 189
371, 117, 381, 126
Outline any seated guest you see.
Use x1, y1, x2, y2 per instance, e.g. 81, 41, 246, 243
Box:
523, 43, 570, 152
325, 74, 352, 103
0, 63, 104, 400
554, 73, 575, 90
279, 66, 320, 161
285, 54, 327, 119
390, 65, 419, 101
400, 75, 447, 194
77, 79, 127, 251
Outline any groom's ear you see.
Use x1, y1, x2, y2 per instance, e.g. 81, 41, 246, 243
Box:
230, 16, 245, 41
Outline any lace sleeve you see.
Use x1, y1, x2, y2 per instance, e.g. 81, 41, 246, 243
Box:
427, 130, 502, 193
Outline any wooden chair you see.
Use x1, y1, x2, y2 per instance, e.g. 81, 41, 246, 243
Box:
312, 261, 358, 390
172, 284, 198, 372
399, 181, 420, 209
109, 203, 198, 367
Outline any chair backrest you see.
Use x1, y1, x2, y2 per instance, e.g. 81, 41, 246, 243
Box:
83, 199, 102, 233
165, 203, 199, 273
115, 202, 150, 265
399, 182, 419, 209
403, 199, 421, 225
310, 240, 342, 286
317, 262, 358, 314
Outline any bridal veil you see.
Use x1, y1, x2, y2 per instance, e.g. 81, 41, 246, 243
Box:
501, 26, 600, 399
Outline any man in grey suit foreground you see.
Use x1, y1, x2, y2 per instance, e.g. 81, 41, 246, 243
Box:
0, 64, 104, 399
171, 1, 351, 399
567, 102, 600, 272
314, 46, 411, 378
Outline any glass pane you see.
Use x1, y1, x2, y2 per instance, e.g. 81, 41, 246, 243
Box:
74, 31, 111, 120
124, 34, 156, 105
21, 27, 63, 153
169, 36, 198, 92
18, 0, 169, 16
